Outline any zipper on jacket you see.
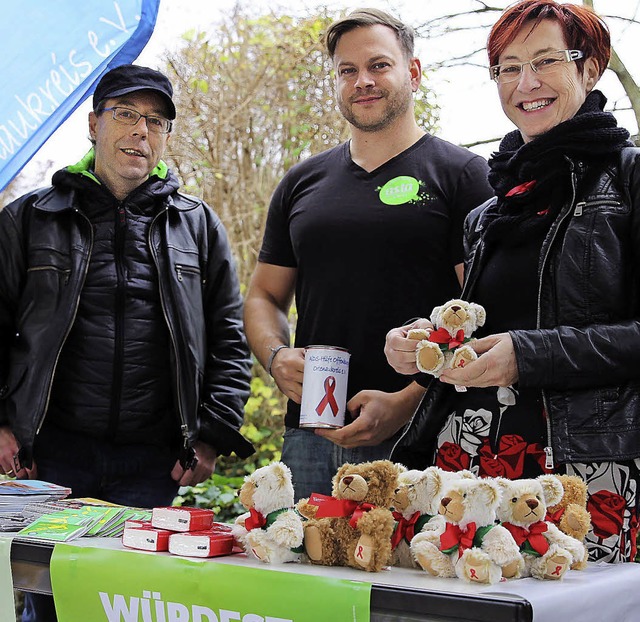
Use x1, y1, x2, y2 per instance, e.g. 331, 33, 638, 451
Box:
544, 446, 554, 470
37, 209, 94, 434
107, 203, 127, 437
574, 199, 622, 216
149, 208, 189, 446
175, 263, 201, 282
27, 266, 71, 284
536, 167, 579, 471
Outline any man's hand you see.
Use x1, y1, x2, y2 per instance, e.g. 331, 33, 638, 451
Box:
384, 318, 433, 375
270, 346, 305, 404
439, 333, 518, 388
316, 385, 425, 448
0, 426, 36, 478
171, 441, 217, 487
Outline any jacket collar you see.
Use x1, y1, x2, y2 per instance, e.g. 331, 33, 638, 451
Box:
34, 149, 186, 213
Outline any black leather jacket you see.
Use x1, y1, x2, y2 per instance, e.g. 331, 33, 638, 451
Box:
393, 147, 640, 470
0, 169, 253, 467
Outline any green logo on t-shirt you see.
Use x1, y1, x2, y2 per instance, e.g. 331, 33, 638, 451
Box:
378, 175, 421, 205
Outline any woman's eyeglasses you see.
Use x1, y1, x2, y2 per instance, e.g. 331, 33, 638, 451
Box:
490, 50, 584, 84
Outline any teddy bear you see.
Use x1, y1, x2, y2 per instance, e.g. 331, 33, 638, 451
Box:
410, 476, 522, 584
408, 299, 486, 378
391, 467, 437, 568
495, 475, 587, 580
545, 474, 591, 570
391, 466, 476, 568
232, 461, 304, 564
298, 460, 401, 572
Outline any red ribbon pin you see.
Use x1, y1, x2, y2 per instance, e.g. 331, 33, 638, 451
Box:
506, 180, 537, 197
316, 376, 339, 417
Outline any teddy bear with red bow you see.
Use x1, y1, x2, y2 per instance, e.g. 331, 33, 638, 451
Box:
408, 299, 486, 381
297, 460, 401, 572
495, 475, 586, 580
391, 466, 476, 568
410, 476, 522, 584
232, 461, 304, 564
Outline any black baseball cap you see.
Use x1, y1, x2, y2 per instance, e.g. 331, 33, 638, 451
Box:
92, 64, 176, 119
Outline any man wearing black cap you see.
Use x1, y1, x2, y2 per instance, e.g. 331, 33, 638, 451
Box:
0, 64, 253, 621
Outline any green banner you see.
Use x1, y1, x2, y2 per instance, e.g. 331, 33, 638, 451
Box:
0, 536, 17, 622
51, 543, 371, 622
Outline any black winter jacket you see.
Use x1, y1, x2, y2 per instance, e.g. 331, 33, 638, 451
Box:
392, 147, 640, 470
0, 160, 253, 467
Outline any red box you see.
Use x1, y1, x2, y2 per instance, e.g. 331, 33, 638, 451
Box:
122, 524, 172, 552
151, 507, 215, 532
123, 519, 149, 529
168, 530, 235, 558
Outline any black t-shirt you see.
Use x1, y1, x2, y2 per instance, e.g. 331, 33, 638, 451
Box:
259, 134, 493, 427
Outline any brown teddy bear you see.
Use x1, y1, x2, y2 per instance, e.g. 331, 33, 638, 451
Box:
298, 460, 401, 572
545, 474, 591, 570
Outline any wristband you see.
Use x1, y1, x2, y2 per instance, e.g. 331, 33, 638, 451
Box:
267, 344, 289, 376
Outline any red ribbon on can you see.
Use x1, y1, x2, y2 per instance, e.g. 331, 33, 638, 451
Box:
316, 376, 339, 417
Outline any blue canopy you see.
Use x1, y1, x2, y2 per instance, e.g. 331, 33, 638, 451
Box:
0, 0, 160, 191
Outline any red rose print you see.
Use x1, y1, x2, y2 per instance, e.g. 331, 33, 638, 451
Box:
436, 442, 470, 472
478, 435, 527, 478
588, 490, 626, 540
479, 439, 503, 477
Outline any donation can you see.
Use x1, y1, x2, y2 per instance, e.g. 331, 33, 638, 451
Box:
299, 345, 350, 429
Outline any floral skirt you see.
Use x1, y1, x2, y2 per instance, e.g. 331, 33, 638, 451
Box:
434, 385, 640, 563
566, 461, 640, 563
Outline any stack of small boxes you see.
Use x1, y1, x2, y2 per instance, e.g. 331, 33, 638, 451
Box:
122, 507, 237, 558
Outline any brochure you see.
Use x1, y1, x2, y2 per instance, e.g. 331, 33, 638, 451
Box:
16, 504, 152, 542
0, 479, 71, 513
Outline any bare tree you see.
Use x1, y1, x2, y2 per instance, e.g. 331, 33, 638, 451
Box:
162, 7, 439, 286
415, 0, 640, 145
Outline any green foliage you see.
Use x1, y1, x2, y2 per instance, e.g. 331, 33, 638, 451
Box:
173, 472, 246, 523
173, 369, 286, 520
220, 373, 286, 478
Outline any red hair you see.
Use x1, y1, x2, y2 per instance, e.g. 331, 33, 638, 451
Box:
488, 0, 610, 77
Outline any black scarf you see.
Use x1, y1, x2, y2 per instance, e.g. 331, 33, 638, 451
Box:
482, 90, 630, 247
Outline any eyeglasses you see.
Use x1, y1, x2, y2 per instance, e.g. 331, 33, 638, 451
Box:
101, 106, 173, 134
489, 49, 583, 84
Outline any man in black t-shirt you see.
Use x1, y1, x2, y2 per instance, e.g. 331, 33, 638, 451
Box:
244, 9, 493, 500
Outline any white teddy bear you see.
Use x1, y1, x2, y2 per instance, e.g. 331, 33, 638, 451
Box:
495, 475, 586, 580
410, 477, 522, 584
409, 299, 486, 378
232, 462, 304, 564
392, 467, 476, 568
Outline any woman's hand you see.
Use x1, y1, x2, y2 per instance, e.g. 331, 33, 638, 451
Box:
439, 333, 518, 388
384, 318, 433, 375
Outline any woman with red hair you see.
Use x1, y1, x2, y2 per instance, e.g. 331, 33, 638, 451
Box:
387, 0, 640, 563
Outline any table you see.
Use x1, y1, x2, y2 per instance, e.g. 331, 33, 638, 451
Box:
10, 537, 640, 622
